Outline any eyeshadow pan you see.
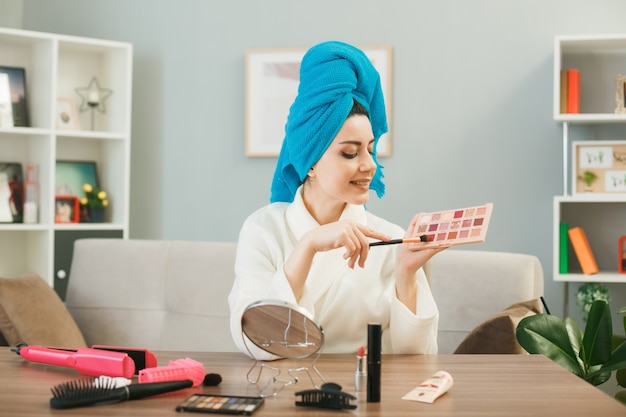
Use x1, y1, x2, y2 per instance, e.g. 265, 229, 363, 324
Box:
454, 210, 464, 218
462, 219, 472, 227
474, 217, 484, 226
428, 223, 438, 232
432, 213, 441, 221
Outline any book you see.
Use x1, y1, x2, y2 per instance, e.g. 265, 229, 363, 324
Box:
568, 226, 598, 275
566, 69, 580, 114
560, 69, 568, 114
559, 222, 568, 274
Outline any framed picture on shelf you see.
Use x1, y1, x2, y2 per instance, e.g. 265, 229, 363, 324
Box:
54, 196, 80, 223
56, 97, 80, 130
0, 66, 29, 127
572, 140, 626, 195
0, 162, 23, 223
244, 45, 393, 157
55, 160, 99, 198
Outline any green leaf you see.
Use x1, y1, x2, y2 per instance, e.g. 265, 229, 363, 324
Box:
516, 314, 583, 376
587, 340, 626, 379
581, 300, 612, 366
617, 367, 626, 388
565, 317, 585, 370
585, 371, 611, 386
615, 390, 626, 405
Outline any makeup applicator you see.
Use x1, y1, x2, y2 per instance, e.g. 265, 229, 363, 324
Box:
369, 235, 428, 247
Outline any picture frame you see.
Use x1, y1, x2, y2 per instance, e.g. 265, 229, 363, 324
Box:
572, 140, 626, 195
245, 45, 393, 157
54, 196, 80, 223
615, 75, 626, 114
0, 66, 29, 127
0, 162, 23, 223
56, 97, 80, 130
55, 160, 99, 198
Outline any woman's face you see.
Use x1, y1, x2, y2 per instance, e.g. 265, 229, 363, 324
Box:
308, 114, 377, 207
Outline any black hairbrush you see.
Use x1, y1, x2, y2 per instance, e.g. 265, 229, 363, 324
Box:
50, 378, 193, 409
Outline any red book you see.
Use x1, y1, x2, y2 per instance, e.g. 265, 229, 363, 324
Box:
568, 227, 598, 275
567, 69, 580, 114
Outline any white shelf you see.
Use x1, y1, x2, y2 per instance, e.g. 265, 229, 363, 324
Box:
553, 34, 626, 119
554, 272, 626, 283
553, 34, 626, 285
0, 27, 132, 293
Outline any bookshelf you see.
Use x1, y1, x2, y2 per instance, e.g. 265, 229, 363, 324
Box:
0, 27, 132, 298
553, 34, 626, 284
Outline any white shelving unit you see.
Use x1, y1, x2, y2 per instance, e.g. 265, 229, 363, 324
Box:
0, 27, 132, 297
553, 34, 626, 284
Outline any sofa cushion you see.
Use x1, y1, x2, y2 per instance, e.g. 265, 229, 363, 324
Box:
453, 299, 542, 354
0, 273, 87, 348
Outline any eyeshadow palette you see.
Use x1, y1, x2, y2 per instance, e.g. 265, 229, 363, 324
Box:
176, 394, 264, 415
411, 202, 493, 248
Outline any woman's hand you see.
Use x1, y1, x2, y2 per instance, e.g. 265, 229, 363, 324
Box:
284, 220, 391, 300
394, 213, 448, 312
304, 220, 391, 269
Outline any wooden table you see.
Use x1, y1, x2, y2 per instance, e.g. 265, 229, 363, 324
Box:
0, 347, 623, 416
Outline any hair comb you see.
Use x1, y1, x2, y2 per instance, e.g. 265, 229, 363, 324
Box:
295, 382, 357, 410
50, 377, 192, 409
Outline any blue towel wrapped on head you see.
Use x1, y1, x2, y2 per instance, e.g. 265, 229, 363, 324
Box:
270, 41, 388, 203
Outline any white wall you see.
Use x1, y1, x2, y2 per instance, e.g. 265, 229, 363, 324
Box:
0, 0, 23, 28
18, 0, 626, 325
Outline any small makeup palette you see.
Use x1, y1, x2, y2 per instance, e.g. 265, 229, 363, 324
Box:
411, 202, 493, 248
176, 394, 264, 415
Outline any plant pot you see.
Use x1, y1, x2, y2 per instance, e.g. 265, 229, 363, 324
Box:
85, 207, 105, 223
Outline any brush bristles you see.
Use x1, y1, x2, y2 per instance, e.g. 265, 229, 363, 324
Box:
50, 378, 127, 409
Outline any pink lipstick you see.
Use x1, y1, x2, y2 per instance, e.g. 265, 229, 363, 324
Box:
354, 345, 367, 392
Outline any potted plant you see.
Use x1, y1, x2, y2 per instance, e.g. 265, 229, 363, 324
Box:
516, 300, 626, 404
79, 183, 108, 222
578, 170, 598, 191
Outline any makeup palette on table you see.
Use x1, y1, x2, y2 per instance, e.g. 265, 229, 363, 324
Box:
411, 202, 493, 248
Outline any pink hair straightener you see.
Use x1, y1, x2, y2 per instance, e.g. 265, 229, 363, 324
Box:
13, 344, 156, 378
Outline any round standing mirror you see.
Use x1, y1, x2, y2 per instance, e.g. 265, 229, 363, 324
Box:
241, 299, 324, 359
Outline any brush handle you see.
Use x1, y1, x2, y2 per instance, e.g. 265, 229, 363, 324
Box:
369, 235, 427, 247
369, 238, 404, 247
126, 379, 193, 400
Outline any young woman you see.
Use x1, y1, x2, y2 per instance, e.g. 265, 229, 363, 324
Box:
228, 41, 444, 359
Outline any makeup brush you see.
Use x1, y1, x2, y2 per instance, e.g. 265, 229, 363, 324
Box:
50, 378, 192, 409
369, 235, 428, 247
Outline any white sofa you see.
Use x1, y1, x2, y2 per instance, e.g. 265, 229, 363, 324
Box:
64, 239, 544, 354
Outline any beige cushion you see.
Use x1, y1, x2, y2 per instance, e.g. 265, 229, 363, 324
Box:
0, 273, 87, 348
453, 299, 542, 354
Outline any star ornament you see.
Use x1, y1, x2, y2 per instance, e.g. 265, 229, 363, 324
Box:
75, 76, 113, 113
